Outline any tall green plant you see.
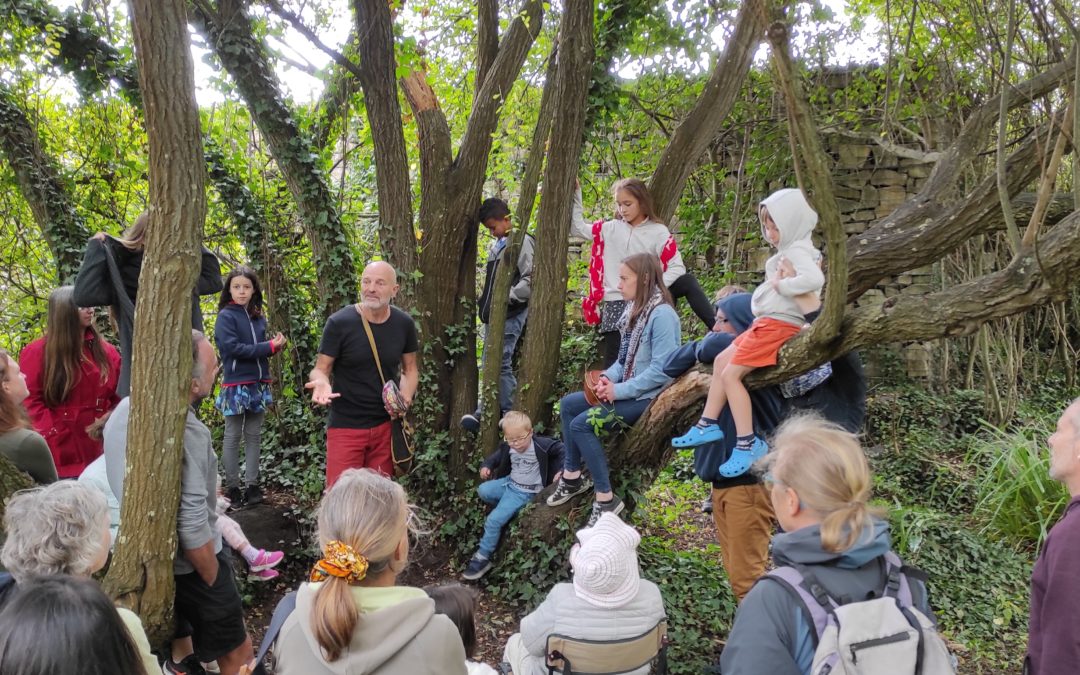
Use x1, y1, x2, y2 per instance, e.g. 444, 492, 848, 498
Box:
969, 420, 1069, 549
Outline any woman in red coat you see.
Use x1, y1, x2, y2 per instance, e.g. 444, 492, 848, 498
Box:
19, 286, 121, 478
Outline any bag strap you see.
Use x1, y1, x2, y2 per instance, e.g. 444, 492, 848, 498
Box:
883, 551, 915, 607
102, 239, 136, 317
360, 311, 386, 385
253, 591, 297, 675
765, 567, 834, 644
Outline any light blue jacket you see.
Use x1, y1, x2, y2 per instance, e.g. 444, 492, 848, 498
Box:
603, 304, 681, 401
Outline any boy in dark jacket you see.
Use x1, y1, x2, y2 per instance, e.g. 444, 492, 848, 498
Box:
463, 411, 564, 580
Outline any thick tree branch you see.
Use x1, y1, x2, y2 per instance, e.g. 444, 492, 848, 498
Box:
192, 0, 357, 316
846, 119, 1059, 300
476, 0, 499, 93
766, 17, 847, 343
0, 85, 90, 281
649, 0, 766, 224
401, 71, 454, 225
352, 0, 419, 282
454, 0, 543, 182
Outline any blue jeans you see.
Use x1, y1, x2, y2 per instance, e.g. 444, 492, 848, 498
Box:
476, 477, 536, 558
477, 308, 529, 416
560, 391, 652, 494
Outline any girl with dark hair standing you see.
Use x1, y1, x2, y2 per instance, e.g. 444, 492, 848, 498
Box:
547, 253, 681, 525
0, 348, 57, 483
572, 178, 714, 367
214, 266, 286, 506
19, 286, 121, 478
0, 575, 150, 675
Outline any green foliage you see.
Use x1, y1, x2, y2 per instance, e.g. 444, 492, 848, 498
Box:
968, 420, 1069, 550
889, 504, 1031, 662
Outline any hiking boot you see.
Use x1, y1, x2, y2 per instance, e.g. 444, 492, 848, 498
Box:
546, 476, 592, 506
243, 484, 264, 505
586, 495, 625, 527
248, 549, 284, 572
460, 413, 481, 433
163, 655, 207, 675
462, 555, 493, 581
250, 568, 280, 582
224, 485, 243, 509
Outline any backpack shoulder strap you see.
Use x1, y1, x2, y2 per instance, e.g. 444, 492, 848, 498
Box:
764, 566, 835, 645
883, 551, 915, 607
253, 591, 297, 674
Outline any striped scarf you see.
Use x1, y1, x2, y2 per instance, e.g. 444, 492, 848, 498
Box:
617, 290, 665, 381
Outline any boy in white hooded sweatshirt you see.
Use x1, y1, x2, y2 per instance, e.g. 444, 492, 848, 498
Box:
671, 188, 823, 476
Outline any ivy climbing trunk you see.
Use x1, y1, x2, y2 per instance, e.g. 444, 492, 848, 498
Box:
192, 0, 356, 319
517, 0, 596, 424
103, 0, 205, 644
0, 84, 89, 282
0, 453, 33, 525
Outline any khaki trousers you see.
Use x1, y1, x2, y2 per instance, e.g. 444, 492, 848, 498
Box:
711, 484, 775, 602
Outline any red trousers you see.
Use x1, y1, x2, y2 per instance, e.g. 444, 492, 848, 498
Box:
326, 422, 393, 487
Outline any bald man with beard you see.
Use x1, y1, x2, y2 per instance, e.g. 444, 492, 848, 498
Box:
307, 261, 419, 485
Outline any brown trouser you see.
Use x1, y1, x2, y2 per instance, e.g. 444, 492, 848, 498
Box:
711, 484, 775, 602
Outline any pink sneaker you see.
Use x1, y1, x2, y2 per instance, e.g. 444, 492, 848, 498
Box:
249, 549, 284, 572
250, 568, 279, 582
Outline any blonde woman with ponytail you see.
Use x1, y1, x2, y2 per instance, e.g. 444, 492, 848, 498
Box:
720, 413, 937, 675
274, 469, 467, 675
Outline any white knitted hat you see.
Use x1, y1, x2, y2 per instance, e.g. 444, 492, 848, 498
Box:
570, 512, 642, 608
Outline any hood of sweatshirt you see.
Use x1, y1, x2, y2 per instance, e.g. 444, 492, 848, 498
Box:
772, 518, 891, 569
716, 293, 755, 334
292, 583, 443, 674
759, 188, 818, 250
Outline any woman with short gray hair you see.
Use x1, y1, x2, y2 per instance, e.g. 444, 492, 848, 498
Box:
0, 481, 158, 673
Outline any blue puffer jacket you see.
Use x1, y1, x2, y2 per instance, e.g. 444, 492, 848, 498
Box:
214, 303, 274, 385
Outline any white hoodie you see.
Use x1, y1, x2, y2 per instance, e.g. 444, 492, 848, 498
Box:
750, 188, 824, 326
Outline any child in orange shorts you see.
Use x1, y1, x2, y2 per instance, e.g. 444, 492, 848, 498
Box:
672, 188, 823, 476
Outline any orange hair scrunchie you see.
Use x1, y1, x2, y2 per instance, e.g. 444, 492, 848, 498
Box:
310, 540, 369, 584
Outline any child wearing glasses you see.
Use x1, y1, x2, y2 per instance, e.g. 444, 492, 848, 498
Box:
463, 411, 565, 581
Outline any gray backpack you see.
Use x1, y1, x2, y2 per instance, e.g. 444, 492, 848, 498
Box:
767, 552, 956, 675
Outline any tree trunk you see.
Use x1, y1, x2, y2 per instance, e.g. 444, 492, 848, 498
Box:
648, 0, 766, 224
0, 85, 90, 282
517, 0, 596, 424
103, 0, 205, 644
352, 0, 420, 285
192, 0, 356, 319
477, 47, 559, 451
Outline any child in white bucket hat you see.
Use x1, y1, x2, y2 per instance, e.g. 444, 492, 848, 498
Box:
502, 513, 667, 675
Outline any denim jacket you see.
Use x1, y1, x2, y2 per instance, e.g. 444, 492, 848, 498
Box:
603, 304, 681, 401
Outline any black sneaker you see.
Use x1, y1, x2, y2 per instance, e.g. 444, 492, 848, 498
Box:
163, 655, 207, 675
460, 413, 481, 432
546, 476, 592, 506
243, 484, 264, 506
224, 485, 243, 509
462, 555, 493, 581
586, 495, 625, 527
702, 497, 714, 514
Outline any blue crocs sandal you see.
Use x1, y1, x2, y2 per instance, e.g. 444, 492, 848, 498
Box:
717, 436, 769, 478
672, 423, 724, 448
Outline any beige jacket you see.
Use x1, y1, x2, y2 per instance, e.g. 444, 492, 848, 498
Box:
274, 583, 467, 675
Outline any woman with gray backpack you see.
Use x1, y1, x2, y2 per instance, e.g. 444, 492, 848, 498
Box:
719, 413, 955, 675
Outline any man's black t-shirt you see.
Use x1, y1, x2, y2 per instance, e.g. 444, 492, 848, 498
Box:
318, 305, 418, 429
